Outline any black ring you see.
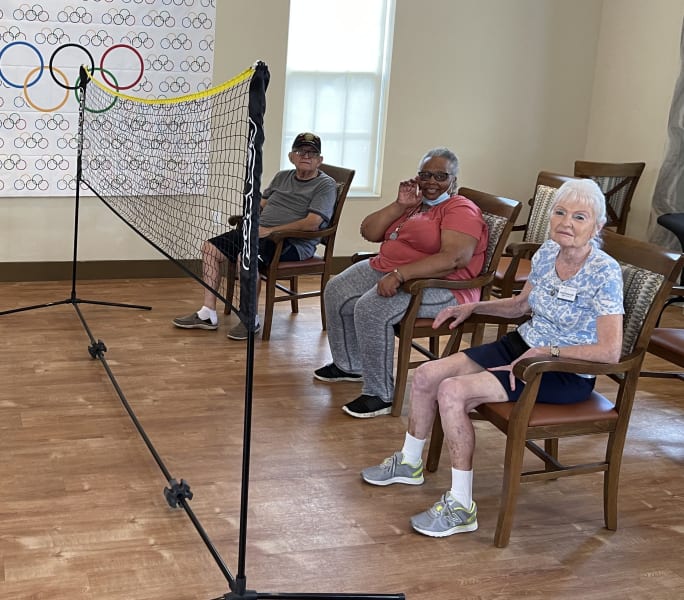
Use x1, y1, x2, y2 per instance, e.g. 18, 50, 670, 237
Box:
49, 43, 95, 90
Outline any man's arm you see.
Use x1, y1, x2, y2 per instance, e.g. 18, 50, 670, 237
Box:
259, 212, 323, 237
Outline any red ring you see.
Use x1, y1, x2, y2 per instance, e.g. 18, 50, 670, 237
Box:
99, 43, 144, 90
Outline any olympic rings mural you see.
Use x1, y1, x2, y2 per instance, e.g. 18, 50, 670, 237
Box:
0, 0, 216, 196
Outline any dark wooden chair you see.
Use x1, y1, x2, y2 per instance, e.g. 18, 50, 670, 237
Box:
641, 279, 684, 382
224, 163, 355, 340
426, 230, 684, 547
378, 188, 521, 416
573, 161, 645, 235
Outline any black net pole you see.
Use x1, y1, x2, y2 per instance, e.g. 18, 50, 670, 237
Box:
233, 61, 269, 597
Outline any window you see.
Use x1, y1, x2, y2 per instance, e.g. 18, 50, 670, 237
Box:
281, 0, 395, 195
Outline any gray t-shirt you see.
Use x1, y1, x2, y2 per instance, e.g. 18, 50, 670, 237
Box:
261, 169, 337, 259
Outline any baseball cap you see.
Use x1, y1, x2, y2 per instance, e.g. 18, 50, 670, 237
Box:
292, 132, 321, 153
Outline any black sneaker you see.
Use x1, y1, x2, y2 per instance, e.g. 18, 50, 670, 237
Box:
314, 363, 363, 382
342, 394, 392, 418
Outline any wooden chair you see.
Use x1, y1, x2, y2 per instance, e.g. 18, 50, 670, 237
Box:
390, 188, 521, 416
425, 230, 684, 547
573, 161, 645, 235
641, 283, 684, 381
224, 163, 355, 340
643, 213, 684, 378
654, 212, 684, 322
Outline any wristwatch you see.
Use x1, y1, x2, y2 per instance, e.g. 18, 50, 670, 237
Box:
550, 345, 560, 358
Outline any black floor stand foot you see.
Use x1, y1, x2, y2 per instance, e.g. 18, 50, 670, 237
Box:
0, 295, 151, 317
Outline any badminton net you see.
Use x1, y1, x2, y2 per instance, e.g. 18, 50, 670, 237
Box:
79, 62, 269, 330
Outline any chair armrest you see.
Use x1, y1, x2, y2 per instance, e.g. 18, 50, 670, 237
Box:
267, 226, 335, 242
402, 273, 494, 294
351, 251, 379, 263
512, 350, 642, 381
455, 312, 530, 328
505, 241, 542, 259
670, 284, 684, 298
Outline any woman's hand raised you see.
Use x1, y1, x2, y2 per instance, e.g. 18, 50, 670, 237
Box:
397, 178, 422, 209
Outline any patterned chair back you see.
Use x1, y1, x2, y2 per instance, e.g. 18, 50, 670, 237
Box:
481, 211, 509, 274
524, 184, 559, 245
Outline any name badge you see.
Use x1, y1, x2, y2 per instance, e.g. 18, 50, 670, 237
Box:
557, 284, 577, 302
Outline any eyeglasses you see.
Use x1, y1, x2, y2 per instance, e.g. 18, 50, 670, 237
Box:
417, 171, 451, 182
293, 149, 320, 158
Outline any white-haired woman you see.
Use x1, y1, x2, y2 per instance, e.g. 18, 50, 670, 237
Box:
361, 178, 624, 538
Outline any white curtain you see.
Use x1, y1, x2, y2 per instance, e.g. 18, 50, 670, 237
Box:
649, 17, 684, 251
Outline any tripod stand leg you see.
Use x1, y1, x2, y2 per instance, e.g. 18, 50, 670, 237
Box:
0, 299, 72, 316
76, 298, 152, 310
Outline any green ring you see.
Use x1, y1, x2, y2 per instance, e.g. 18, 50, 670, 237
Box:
74, 67, 118, 113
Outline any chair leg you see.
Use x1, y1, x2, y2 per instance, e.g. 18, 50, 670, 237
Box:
392, 326, 413, 416
262, 276, 275, 341
544, 438, 559, 475
603, 432, 623, 531
320, 277, 327, 331
429, 336, 440, 358
319, 273, 330, 331
470, 323, 485, 348
493, 437, 526, 548
425, 414, 444, 472
290, 276, 299, 313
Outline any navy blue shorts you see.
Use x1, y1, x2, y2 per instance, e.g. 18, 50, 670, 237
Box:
209, 230, 300, 265
463, 330, 596, 404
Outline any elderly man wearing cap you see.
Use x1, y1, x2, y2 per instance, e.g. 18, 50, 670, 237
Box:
173, 132, 337, 340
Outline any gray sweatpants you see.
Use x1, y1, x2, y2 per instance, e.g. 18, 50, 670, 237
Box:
323, 260, 458, 402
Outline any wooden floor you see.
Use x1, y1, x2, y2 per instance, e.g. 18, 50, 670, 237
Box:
1, 276, 683, 600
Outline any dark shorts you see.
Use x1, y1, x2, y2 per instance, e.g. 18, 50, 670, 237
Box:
209, 230, 300, 265
463, 330, 596, 404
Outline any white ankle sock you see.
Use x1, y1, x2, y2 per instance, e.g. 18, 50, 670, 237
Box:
401, 432, 426, 466
450, 468, 473, 508
197, 306, 218, 325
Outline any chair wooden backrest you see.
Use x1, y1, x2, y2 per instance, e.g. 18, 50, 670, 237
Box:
224, 163, 355, 340
389, 188, 521, 415
523, 172, 577, 244
491, 172, 576, 304
574, 161, 645, 235
426, 230, 684, 546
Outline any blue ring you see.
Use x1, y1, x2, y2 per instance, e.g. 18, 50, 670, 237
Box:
0, 41, 44, 88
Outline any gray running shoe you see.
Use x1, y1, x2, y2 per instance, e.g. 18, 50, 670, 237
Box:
173, 312, 218, 330
227, 320, 261, 340
361, 451, 424, 486
410, 492, 478, 537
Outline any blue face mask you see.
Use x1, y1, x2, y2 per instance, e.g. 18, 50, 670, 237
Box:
423, 191, 451, 207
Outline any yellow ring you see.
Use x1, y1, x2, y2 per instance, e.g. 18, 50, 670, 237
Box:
24, 66, 70, 112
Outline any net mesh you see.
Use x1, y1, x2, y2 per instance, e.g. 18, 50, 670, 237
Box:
79, 62, 268, 328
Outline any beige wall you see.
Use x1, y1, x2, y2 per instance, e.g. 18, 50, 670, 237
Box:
1, 0, 682, 263
584, 0, 684, 240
